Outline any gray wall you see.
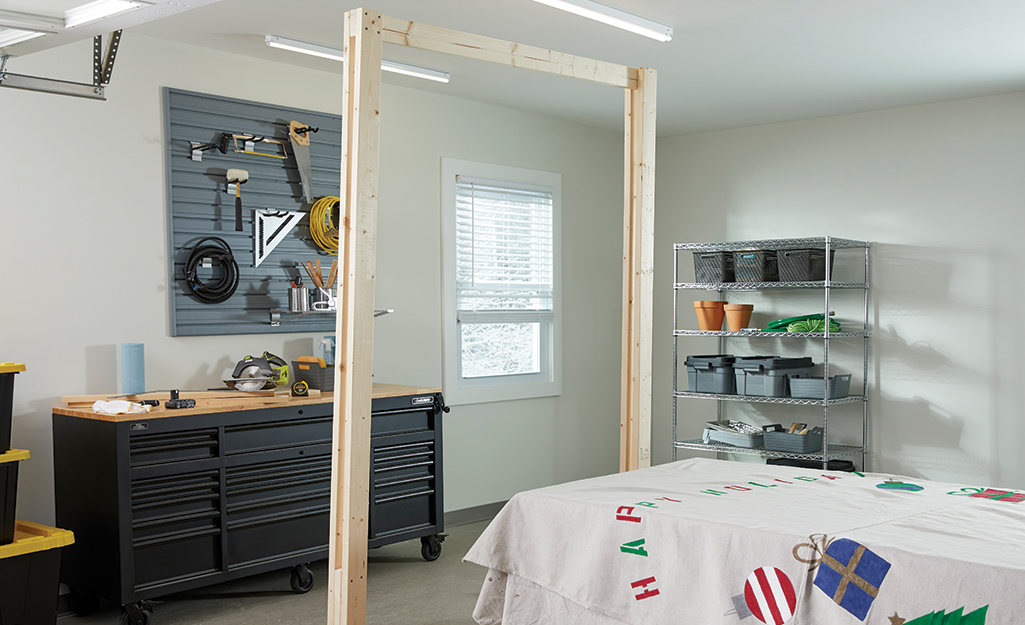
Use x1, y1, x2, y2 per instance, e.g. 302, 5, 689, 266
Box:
654, 91, 1025, 489
0, 34, 624, 523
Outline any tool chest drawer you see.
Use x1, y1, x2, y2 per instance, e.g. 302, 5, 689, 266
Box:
223, 415, 333, 455
52, 389, 445, 617
129, 429, 219, 467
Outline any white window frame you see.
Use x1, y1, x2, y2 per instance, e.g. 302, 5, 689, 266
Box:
440, 158, 562, 406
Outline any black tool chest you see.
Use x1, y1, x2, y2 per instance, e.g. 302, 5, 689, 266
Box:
52, 389, 445, 624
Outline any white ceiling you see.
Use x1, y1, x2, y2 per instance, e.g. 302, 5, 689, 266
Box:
7, 0, 1025, 136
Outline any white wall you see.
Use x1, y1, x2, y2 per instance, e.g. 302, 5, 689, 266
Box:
0, 35, 624, 523
654, 91, 1025, 489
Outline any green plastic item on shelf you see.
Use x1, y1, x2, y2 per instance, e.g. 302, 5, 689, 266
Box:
788, 318, 841, 333
765, 313, 823, 330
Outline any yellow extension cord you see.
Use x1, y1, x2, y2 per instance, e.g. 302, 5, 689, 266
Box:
310, 196, 340, 254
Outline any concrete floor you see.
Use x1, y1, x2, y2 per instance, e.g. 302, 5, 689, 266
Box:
61, 521, 490, 625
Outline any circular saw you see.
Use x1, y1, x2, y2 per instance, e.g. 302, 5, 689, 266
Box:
223, 352, 288, 392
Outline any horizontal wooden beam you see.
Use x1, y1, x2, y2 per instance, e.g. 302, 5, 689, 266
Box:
381, 15, 638, 89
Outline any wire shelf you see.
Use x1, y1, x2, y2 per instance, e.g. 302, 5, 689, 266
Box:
673, 439, 864, 461
675, 281, 867, 290
675, 237, 869, 252
672, 391, 866, 406
673, 330, 866, 338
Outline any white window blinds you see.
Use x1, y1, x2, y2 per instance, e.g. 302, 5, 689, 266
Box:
455, 176, 554, 324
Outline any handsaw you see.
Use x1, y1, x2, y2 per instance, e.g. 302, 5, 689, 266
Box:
289, 120, 318, 204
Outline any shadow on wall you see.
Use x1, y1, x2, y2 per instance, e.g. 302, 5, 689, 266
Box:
870, 243, 996, 484
870, 392, 988, 481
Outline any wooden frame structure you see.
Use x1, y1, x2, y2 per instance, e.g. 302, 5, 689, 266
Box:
329, 9, 656, 624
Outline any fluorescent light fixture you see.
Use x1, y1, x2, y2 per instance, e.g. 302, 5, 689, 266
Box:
380, 59, 450, 83
265, 35, 344, 63
531, 0, 672, 42
265, 35, 451, 83
64, 0, 152, 29
0, 28, 46, 47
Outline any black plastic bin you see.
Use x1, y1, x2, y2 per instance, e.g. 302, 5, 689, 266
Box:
0, 364, 24, 454
733, 250, 778, 282
0, 450, 28, 546
292, 360, 334, 391
0, 521, 74, 625
684, 355, 736, 394
777, 249, 836, 282
767, 458, 856, 472
692, 251, 734, 283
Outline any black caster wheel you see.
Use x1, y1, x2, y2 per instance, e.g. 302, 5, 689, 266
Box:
70, 588, 99, 617
421, 534, 445, 561
119, 603, 152, 625
290, 563, 314, 594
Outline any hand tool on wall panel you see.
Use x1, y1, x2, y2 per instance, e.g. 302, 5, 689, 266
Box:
226, 169, 249, 231
288, 120, 318, 204
326, 260, 338, 289
253, 209, 305, 268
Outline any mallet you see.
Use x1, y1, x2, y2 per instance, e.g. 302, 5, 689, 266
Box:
227, 168, 249, 231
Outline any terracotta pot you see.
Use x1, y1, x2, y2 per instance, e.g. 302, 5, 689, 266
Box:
693, 301, 727, 331
724, 304, 754, 331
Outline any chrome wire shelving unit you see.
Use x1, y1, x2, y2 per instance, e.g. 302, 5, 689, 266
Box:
672, 236, 871, 470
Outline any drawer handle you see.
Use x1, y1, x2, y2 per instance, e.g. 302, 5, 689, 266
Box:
226, 504, 330, 530
375, 487, 434, 504
374, 441, 433, 452
374, 474, 432, 488
133, 492, 219, 511
373, 459, 434, 473
133, 508, 220, 529
227, 488, 330, 514
373, 450, 432, 463
133, 525, 220, 548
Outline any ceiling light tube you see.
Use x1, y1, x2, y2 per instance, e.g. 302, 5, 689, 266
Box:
0, 10, 64, 33
531, 0, 672, 42
265, 35, 450, 83
64, 0, 153, 29
265, 35, 344, 63
380, 59, 451, 83
0, 28, 47, 47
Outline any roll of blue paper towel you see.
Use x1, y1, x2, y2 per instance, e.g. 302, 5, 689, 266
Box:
119, 343, 145, 395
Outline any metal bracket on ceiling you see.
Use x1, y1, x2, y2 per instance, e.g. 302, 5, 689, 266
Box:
0, 29, 122, 100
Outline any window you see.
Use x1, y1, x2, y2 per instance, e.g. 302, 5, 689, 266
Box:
441, 159, 562, 405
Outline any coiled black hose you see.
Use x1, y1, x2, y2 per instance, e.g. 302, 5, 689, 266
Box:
184, 237, 239, 304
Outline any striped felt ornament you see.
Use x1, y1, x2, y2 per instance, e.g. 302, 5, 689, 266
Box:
744, 566, 797, 625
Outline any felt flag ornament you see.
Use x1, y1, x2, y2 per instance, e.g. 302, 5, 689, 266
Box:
812, 538, 891, 621
744, 566, 797, 625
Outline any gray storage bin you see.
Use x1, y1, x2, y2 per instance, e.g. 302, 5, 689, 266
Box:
734, 250, 778, 282
762, 424, 823, 453
685, 355, 736, 394
692, 251, 735, 283
703, 420, 764, 448
777, 249, 835, 282
788, 374, 852, 399
733, 357, 814, 397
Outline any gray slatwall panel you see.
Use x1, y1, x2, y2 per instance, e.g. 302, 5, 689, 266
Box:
164, 88, 342, 336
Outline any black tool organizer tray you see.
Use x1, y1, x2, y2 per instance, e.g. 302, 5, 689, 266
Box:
53, 389, 445, 623
164, 88, 343, 336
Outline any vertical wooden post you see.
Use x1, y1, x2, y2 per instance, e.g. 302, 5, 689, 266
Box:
329, 8, 382, 625
620, 68, 657, 472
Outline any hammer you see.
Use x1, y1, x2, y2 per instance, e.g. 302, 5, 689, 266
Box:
227, 169, 249, 231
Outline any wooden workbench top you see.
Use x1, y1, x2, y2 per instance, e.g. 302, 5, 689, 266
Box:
53, 383, 442, 422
